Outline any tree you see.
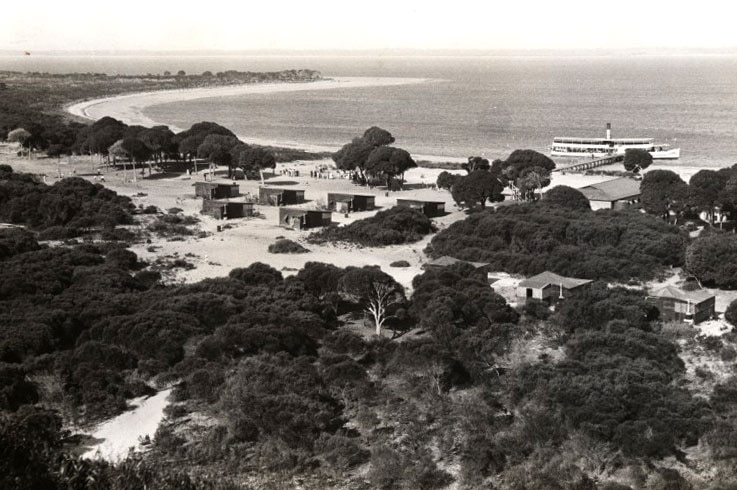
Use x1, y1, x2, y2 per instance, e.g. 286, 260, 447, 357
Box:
7, 128, 32, 159
337, 266, 405, 336
362, 126, 395, 146
462, 156, 490, 174
640, 170, 688, 222
497, 150, 556, 201
108, 138, 152, 181
197, 134, 241, 178
516, 166, 551, 201
451, 170, 504, 209
365, 146, 417, 189
175, 122, 236, 172
138, 126, 175, 163
332, 137, 376, 181
689, 170, 728, 226
436, 171, 461, 191
544, 185, 591, 211
725, 299, 737, 326
332, 126, 397, 184
236, 146, 276, 183
623, 148, 653, 173
685, 233, 737, 288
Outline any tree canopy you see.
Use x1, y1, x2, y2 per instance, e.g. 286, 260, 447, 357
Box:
623, 148, 653, 173
640, 169, 689, 222
451, 169, 505, 209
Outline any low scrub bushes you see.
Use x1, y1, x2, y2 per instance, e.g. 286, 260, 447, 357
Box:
308, 206, 434, 247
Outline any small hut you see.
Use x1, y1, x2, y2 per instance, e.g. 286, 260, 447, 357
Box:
647, 286, 716, 324
193, 182, 240, 200
516, 271, 592, 307
279, 208, 332, 230
259, 187, 305, 206
327, 193, 376, 212
395, 199, 446, 217
202, 199, 255, 220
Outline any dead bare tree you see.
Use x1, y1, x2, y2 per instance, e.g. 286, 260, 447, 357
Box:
365, 282, 403, 336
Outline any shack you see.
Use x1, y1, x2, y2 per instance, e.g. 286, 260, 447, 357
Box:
193, 182, 240, 200
395, 199, 446, 217
516, 271, 592, 307
647, 286, 716, 324
279, 208, 332, 230
577, 177, 641, 210
201, 200, 255, 220
259, 187, 305, 206
327, 193, 376, 212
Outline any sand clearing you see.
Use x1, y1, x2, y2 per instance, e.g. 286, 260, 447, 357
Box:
81, 389, 172, 462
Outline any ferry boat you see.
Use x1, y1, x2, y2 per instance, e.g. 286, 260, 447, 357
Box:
550, 123, 680, 159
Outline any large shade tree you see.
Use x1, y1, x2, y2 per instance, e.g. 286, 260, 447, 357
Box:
623, 148, 653, 173
640, 170, 688, 223
332, 126, 396, 184
689, 170, 728, 226
496, 149, 556, 201
235, 146, 276, 183
451, 170, 505, 209
365, 146, 417, 189
197, 134, 241, 179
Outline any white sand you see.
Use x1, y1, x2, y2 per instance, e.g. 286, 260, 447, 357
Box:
81, 388, 172, 462
66, 76, 432, 148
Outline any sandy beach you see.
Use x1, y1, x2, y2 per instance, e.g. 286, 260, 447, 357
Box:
1, 78, 709, 290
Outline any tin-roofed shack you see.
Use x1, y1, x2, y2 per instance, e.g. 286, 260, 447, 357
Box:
577, 177, 641, 210
193, 182, 240, 200
279, 208, 332, 230
327, 193, 376, 212
395, 199, 445, 217
259, 187, 305, 206
516, 271, 592, 307
647, 286, 716, 324
202, 200, 255, 220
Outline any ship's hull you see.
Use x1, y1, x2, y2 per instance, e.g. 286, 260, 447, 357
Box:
550, 147, 680, 160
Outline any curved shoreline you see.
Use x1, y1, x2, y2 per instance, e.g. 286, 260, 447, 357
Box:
65, 76, 468, 163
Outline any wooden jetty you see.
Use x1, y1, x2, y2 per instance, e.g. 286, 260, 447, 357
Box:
553, 154, 624, 173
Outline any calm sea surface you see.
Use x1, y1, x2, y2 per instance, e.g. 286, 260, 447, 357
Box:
3, 54, 737, 167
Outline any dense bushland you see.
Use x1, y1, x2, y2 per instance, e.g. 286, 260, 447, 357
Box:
308, 206, 435, 247
426, 201, 687, 281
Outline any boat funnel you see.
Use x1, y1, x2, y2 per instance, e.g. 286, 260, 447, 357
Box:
606, 123, 611, 140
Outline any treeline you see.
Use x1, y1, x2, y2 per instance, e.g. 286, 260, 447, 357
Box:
0, 68, 322, 163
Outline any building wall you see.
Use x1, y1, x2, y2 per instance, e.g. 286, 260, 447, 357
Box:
650, 296, 715, 324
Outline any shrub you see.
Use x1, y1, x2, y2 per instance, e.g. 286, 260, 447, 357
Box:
725, 299, 737, 326
390, 260, 410, 267
308, 206, 435, 247
268, 238, 310, 254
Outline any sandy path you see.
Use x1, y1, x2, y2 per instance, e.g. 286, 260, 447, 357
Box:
81, 389, 172, 462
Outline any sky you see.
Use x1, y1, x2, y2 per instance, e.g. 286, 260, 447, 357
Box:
2, 0, 736, 53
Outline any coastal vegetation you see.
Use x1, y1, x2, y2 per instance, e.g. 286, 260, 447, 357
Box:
426, 200, 687, 281
0, 69, 324, 164
3, 66, 737, 489
307, 206, 434, 247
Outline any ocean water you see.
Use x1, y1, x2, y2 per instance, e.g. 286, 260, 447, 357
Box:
3, 54, 737, 168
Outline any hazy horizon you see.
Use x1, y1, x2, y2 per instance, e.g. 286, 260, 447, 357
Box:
3, 0, 737, 53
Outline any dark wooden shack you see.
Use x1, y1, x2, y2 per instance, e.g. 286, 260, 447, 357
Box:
647, 286, 716, 325
395, 199, 446, 217
193, 182, 240, 200
202, 199, 255, 220
279, 208, 332, 230
259, 187, 306, 206
326, 193, 376, 212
